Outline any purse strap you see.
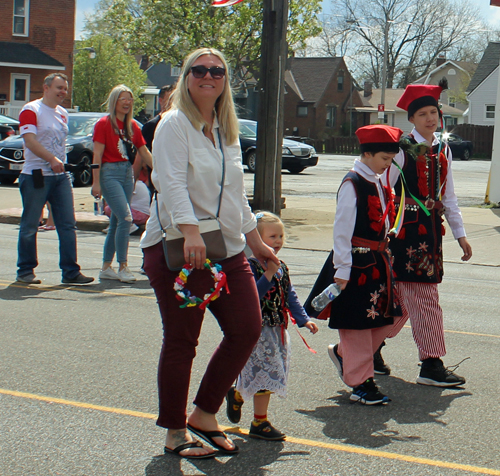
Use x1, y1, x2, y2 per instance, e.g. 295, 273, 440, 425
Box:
155, 127, 226, 233
216, 129, 225, 219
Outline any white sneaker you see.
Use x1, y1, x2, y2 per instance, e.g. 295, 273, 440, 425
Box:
117, 266, 136, 283
129, 223, 139, 234
99, 266, 120, 280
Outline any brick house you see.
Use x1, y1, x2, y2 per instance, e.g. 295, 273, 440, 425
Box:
283, 57, 365, 140
0, 0, 75, 119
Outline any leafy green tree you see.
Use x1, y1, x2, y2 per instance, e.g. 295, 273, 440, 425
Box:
83, 0, 322, 84
72, 34, 148, 112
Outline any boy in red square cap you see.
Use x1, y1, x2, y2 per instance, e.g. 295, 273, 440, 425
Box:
306, 124, 403, 405
384, 81, 472, 387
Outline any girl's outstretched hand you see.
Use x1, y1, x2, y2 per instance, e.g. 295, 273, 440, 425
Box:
305, 321, 318, 334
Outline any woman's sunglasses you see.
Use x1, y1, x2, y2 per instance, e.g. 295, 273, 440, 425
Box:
190, 65, 226, 79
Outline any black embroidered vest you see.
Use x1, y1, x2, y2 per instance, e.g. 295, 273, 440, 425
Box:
389, 135, 449, 283
249, 258, 291, 327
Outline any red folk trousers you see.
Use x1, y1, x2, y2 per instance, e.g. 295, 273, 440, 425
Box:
387, 281, 446, 361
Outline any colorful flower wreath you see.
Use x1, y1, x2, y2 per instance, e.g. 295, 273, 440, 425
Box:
174, 259, 228, 310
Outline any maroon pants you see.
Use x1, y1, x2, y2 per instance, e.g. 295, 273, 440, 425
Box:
143, 242, 262, 429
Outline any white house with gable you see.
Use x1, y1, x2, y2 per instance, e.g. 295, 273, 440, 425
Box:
466, 42, 500, 126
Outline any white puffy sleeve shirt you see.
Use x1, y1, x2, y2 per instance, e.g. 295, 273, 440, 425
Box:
140, 109, 257, 257
333, 159, 392, 281
388, 128, 466, 240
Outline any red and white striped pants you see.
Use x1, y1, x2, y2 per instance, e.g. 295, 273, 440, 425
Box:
387, 282, 446, 360
339, 323, 396, 387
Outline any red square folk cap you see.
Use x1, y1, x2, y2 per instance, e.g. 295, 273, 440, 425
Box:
355, 125, 403, 154
396, 84, 443, 118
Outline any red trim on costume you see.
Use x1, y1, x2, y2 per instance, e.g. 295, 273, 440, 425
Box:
416, 156, 428, 196
367, 195, 384, 233
418, 224, 427, 235
439, 151, 448, 196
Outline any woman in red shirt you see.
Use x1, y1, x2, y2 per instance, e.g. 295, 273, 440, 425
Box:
91, 85, 152, 283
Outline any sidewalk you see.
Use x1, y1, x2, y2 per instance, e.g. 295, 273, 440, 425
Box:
1, 193, 499, 266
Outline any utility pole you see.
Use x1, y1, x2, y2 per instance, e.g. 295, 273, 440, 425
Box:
253, 0, 289, 214
379, 18, 389, 121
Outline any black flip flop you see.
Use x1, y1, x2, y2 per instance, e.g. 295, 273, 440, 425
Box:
187, 423, 240, 455
164, 440, 217, 459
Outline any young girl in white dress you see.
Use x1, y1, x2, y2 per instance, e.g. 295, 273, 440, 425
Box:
226, 211, 318, 440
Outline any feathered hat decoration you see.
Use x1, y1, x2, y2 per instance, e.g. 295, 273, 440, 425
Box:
397, 77, 448, 119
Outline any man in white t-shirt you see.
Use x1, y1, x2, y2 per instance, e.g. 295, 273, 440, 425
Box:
16, 73, 94, 284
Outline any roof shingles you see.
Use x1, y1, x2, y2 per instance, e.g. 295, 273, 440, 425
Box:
0, 42, 63, 67
287, 57, 342, 104
466, 42, 500, 93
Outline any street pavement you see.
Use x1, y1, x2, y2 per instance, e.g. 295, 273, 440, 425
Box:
1, 155, 500, 476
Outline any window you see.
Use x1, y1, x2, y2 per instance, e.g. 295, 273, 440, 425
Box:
447, 68, 456, 76
13, 0, 29, 36
171, 66, 181, 77
337, 71, 344, 91
297, 105, 308, 117
486, 105, 495, 120
10, 74, 30, 104
326, 106, 336, 127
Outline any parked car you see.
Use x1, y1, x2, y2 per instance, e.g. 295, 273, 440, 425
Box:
0, 124, 15, 140
0, 113, 20, 140
436, 132, 473, 161
239, 119, 318, 174
0, 112, 106, 186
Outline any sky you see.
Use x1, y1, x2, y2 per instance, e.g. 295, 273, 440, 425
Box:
74, 0, 500, 39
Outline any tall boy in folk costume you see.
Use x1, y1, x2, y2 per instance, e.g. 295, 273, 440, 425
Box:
308, 125, 403, 405
386, 81, 472, 387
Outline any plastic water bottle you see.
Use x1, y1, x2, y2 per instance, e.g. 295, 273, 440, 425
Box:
311, 283, 341, 311
94, 197, 103, 216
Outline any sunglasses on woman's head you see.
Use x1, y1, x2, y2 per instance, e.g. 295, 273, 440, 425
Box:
190, 65, 226, 79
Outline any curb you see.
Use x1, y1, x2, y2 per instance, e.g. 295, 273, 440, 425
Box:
0, 208, 109, 232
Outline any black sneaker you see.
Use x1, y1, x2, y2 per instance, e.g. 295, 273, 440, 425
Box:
62, 273, 94, 284
249, 421, 286, 441
373, 341, 391, 375
416, 358, 466, 387
225, 386, 243, 424
328, 344, 343, 380
350, 378, 390, 405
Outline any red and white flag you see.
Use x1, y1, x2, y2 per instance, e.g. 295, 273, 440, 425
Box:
212, 0, 243, 6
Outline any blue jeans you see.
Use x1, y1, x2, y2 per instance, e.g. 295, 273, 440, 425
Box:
17, 172, 81, 280
100, 161, 134, 264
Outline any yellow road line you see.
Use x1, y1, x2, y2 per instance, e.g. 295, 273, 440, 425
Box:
1, 388, 500, 475
0, 388, 157, 419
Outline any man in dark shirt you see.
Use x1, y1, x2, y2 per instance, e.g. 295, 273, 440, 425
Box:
142, 85, 174, 151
